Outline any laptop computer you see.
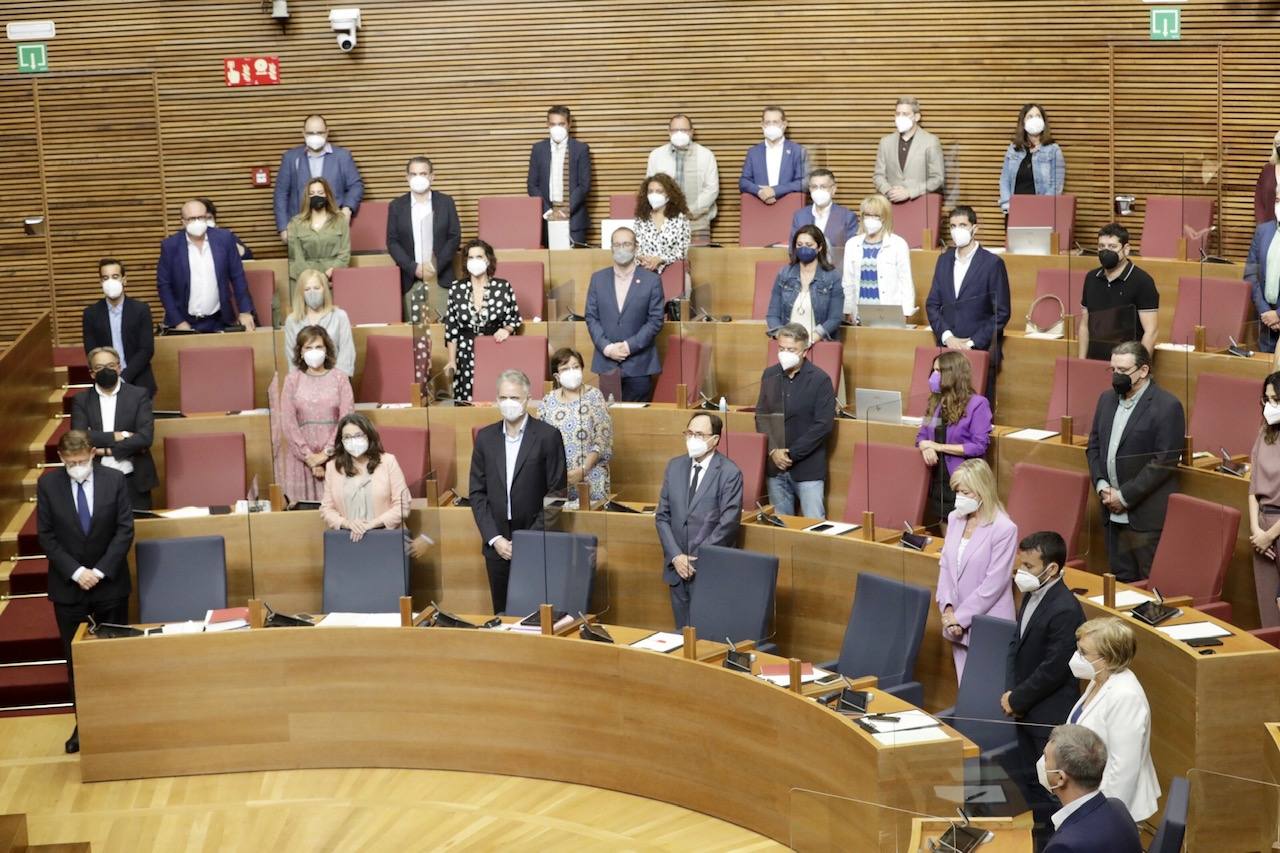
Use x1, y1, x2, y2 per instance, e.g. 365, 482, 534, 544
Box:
859, 304, 907, 328
854, 388, 903, 423
1007, 226, 1054, 255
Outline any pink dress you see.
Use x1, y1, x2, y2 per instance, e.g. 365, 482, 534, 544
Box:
279, 368, 354, 503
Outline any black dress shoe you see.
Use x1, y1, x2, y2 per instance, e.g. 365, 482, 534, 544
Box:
64, 726, 79, 754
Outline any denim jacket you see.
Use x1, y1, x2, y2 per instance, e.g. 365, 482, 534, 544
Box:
765, 263, 844, 339
999, 142, 1066, 209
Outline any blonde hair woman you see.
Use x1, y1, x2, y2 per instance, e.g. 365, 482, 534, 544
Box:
841, 193, 915, 323
935, 458, 1017, 681
284, 268, 355, 376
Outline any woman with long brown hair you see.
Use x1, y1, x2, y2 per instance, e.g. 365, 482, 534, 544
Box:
916, 350, 993, 523
633, 172, 692, 274
1248, 371, 1280, 628
287, 176, 351, 296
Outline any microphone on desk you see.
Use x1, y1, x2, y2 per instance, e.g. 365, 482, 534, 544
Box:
754, 501, 785, 528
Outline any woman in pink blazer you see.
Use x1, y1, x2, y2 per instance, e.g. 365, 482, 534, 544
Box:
935, 458, 1018, 681
320, 413, 408, 541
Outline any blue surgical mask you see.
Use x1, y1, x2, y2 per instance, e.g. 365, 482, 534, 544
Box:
795, 246, 819, 264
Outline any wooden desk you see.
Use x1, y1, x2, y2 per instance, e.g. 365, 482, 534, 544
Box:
72, 622, 966, 851
904, 815, 1031, 853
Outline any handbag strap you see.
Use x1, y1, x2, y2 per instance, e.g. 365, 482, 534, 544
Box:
1025, 293, 1065, 333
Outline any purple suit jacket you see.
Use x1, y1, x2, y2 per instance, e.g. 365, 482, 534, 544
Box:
915, 393, 993, 477
935, 509, 1017, 631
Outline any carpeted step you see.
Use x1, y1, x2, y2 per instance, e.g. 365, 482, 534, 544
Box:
43, 420, 69, 464
8, 559, 48, 596
0, 598, 63, 665
0, 664, 71, 710
16, 514, 39, 557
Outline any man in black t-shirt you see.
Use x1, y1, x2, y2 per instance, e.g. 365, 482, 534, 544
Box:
1078, 223, 1159, 361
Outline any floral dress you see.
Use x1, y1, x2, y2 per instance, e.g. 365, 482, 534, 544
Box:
443, 277, 522, 402
537, 386, 613, 506
634, 214, 691, 272
279, 368, 354, 503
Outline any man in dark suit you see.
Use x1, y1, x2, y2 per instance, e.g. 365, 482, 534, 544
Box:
36, 429, 134, 754
584, 226, 665, 402
155, 199, 257, 332
789, 168, 856, 250
527, 105, 592, 247
1042, 725, 1142, 853
1246, 209, 1280, 353
469, 369, 568, 614
273, 113, 364, 239
925, 205, 1012, 404
1085, 340, 1185, 582
655, 413, 744, 628
71, 347, 157, 510
81, 257, 156, 398
386, 155, 462, 324
1003, 531, 1086, 849
739, 105, 808, 203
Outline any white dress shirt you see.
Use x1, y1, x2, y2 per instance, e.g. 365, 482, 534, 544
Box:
1051, 789, 1101, 830
549, 141, 567, 204
186, 236, 220, 317
765, 139, 784, 187
107, 300, 127, 370
1019, 574, 1060, 636
940, 242, 980, 346
68, 470, 105, 584
410, 192, 434, 267
504, 416, 528, 520
95, 381, 133, 475
812, 203, 831, 232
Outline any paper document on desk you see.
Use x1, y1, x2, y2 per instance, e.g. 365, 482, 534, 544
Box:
630, 631, 684, 653
1157, 621, 1231, 641
858, 709, 938, 734
1087, 590, 1154, 608
872, 727, 952, 747
1005, 428, 1059, 442
155, 620, 204, 635
756, 664, 833, 686
1023, 331, 1064, 340
900, 416, 924, 428
159, 506, 211, 519
1156, 342, 1195, 353
608, 402, 649, 409
316, 612, 403, 628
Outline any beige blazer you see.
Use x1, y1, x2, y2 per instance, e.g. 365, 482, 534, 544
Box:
873, 127, 945, 199
320, 451, 408, 532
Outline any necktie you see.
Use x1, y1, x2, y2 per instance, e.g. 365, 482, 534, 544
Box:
560, 143, 571, 206
674, 147, 686, 186
76, 482, 91, 534
688, 464, 702, 504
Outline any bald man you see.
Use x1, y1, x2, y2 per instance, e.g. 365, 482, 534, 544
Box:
155, 199, 257, 332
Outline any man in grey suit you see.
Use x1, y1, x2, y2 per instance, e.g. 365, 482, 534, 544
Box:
873, 96, 945, 203
584, 226, 665, 402
655, 413, 744, 628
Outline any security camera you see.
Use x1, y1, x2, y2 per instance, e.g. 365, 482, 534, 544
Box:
329, 8, 361, 52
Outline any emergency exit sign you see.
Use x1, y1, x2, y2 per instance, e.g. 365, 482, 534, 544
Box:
1150, 8, 1181, 40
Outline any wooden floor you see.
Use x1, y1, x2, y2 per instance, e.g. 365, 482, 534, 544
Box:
0, 714, 782, 852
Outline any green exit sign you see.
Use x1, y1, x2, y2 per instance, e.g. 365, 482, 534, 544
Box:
16, 42, 47, 73
1150, 8, 1181, 40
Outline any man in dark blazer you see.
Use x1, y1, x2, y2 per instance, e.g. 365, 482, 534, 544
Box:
469, 369, 568, 614
527, 105, 592, 247
36, 429, 134, 754
386, 155, 462, 324
1246, 211, 1280, 353
71, 347, 157, 510
1003, 531, 1086, 849
82, 257, 156, 397
655, 413, 744, 628
925, 205, 1012, 404
1042, 725, 1142, 853
273, 113, 364, 238
739, 105, 808, 203
155, 199, 257, 332
1085, 340, 1185, 582
584, 227, 665, 402
789, 168, 857, 250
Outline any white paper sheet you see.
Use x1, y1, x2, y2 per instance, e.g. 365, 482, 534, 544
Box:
1087, 590, 1154, 608
157, 620, 204, 635
872, 727, 952, 746
1157, 621, 1231, 641
1023, 331, 1065, 340
159, 506, 211, 519
629, 631, 684, 653
316, 612, 403, 628
1155, 342, 1196, 352
858, 709, 938, 734
1005, 428, 1060, 442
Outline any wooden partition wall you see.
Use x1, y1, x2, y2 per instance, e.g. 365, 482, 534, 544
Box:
0, 312, 53, 537
2, 1, 1278, 346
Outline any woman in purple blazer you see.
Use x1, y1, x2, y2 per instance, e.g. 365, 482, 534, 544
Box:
935, 458, 1017, 682
916, 351, 993, 524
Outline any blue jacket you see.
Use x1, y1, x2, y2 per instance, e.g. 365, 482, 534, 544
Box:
999, 143, 1066, 209
1044, 793, 1141, 853
765, 263, 844, 340
925, 246, 1012, 365
1247, 219, 1280, 352
273, 144, 364, 231
155, 227, 255, 327
739, 140, 808, 198
790, 203, 857, 249
584, 266, 665, 377
527, 137, 592, 244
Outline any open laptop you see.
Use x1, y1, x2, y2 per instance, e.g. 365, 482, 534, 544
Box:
1007, 226, 1054, 256
858, 304, 907, 328
854, 388, 903, 423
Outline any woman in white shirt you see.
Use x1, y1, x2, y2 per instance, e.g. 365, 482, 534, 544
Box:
841, 193, 915, 323
1040, 616, 1160, 823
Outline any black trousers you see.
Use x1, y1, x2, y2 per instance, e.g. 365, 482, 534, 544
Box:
482, 518, 514, 614
669, 576, 693, 629
54, 596, 128, 702
125, 473, 153, 510
1014, 722, 1058, 852
621, 375, 654, 403
1105, 522, 1161, 583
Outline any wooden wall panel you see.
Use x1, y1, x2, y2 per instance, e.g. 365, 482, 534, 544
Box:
0, 79, 50, 346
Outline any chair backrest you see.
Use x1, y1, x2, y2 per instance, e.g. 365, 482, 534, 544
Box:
1007, 193, 1076, 250
609, 193, 636, 219
687, 544, 778, 640
322, 528, 409, 613
720, 431, 767, 508
765, 338, 843, 392
752, 259, 789, 320
905, 345, 989, 417
472, 335, 548, 402
837, 573, 931, 689
739, 192, 803, 248
478, 196, 543, 249
949, 615, 1018, 753
331, 266, 402, 326
1043, 356, 1114, 434
892, 193, 943, 250
494, 261, 547, 321
349, 200, 390, 253
1148, 493, 1240, 606
1147, 776, 1189, 853
1188, 372, 1262, 457
842, 442, 931, 528
504, 530, 598, 616
1140, 195, 1215, 260
359, 334, 414, 404
651, 335, 710, 407
379, 425, 430, 498
244, 268, 276, 327
1030, 267, 1089, 332
1169, 275, 1251, 348
178, 346, 254, 414
137, 535, 228, 623
1006, 463, 1091, 557
660, 259, 686, 302
164, 433, 246, 507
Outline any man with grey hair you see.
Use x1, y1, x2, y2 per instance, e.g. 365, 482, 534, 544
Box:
873, 96, 944, 203
1041, 724, 1141, 852
70, 346, 156, 510
468, 369, 567, 613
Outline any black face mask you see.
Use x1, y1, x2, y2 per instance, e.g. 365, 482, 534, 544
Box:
309, 195, 327, 211
94, 367, 118, 390
1112, 371, 1133, 396
1098, 249, 1122, 271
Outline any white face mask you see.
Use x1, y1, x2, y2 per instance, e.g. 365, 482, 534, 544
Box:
1069, 650, 1099, 681
498, 398, 526, 422
304, 289, 325, 310
895, 114, 914, 134
777, 350, 803, 371
558, 368, 583, 390
863, 216, 883, 236
466, 257, 489, 277
762, 124, 784, 142
342, 436, 369, 458
1274, 202, 1280, 224
670, 130, 691, 149
951, 226, 973, 248
1265, 401, 1280, 426
548, 124, 568, 144
647, 192, 667, 210
185, 219, 209, 239
686, 436, 710, 458
954, 493, 981, 516
408, 174, 430, 194
65, 462, 93, 483
1024, 115, 1046, 136
1014, 566, 1050, 594
302, 348, 327, 369
305, 133, 327, 151
102, 278, 124, 300
810, 188, 832, 208
1037, 759, 1063, 795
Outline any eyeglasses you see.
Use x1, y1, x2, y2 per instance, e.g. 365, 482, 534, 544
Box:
611, 241, 636, 250
682, 430, 712, 440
